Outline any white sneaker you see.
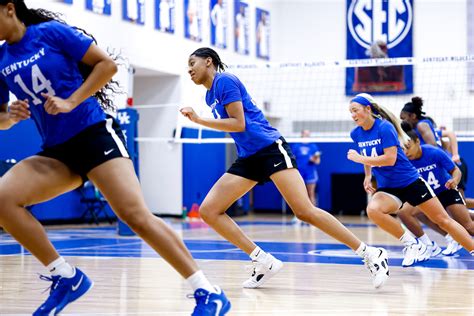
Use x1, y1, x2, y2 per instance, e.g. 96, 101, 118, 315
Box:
243, 254, 283, 289
427, 241, 442, 257
402, 242, 428, 267
363, 247, 389, 289
442, 235, 462, 256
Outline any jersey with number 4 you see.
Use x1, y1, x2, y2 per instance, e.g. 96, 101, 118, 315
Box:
205, 72, 280, 158
409, 144, 455, 195
0, 21, 105, 148
350, 118, 419, 189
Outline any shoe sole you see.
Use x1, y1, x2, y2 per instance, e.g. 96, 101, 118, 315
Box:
242, 259, 283, 289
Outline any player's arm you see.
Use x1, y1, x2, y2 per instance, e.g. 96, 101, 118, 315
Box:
363, 164, 375, 194
0, 101, 30, 130
442, 129, 461, 163
347, 146, 397, 167
180, 101, 246, 132
417, 122, 437, 146
446, 165, 462, 190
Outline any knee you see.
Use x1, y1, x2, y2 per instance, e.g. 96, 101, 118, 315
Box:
366, 204, 381, 220
432, 216, 452, 231
118, 208, 152, 233
198, 204, 220, 224
293, 205, 314, 223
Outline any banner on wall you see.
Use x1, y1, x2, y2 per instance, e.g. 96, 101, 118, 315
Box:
156, 0, 175, 33
86, 0, 111, 15
346, 0, 413, 95
256, 8, 270, 60
210, 0, 227, 49
123, 0, 145, 24
469, 0, 474, 91
234, 0, 249, 55
184, 0, 203, 42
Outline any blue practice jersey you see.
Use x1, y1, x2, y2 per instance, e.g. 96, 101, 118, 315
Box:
409, 144, 456, 195
415, 119, 442, 147
290, 143, 320, 172
0, 21, 105, 148
206, 72, 280, 158
351, 118, 419, 189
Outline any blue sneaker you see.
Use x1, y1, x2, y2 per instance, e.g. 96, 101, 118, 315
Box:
33, 267, 93, 315
191, 286, 231, 316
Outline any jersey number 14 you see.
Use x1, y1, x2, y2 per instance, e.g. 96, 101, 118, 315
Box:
14, 64, 56, 105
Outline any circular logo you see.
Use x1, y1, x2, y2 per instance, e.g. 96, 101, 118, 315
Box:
347, 0, 412, 49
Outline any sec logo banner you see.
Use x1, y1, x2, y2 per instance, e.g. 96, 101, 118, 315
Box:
348, 0, 412, 50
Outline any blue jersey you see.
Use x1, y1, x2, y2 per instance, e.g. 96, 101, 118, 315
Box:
415, 119, 442, 147
351, 118, 419, 189
291, 143, 320, 172
206, 72, 280, 158
409, 145, 456, 195
0, 21, 105, 148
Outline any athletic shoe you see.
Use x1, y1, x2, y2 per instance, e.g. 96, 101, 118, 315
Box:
363, 247, 389, 289
191, 286, 231, 316
242, 253, 283, 288
427, 241, 442, 257
402, 241, 428, 267
33, 267, 93, 315
442, 235, 462, 256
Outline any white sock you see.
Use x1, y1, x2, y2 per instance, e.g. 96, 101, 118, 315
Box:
445, 234, 453, 242
47, 257, 75, 278
399, 231, 417, 246
355, 242, 369, 257
470, 250, 474, 256
249, 246, 267, 262
418, 234, 432, 246
186, 270, 215, 293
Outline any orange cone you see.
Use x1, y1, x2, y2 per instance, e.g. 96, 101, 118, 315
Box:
188, 203, 200, 218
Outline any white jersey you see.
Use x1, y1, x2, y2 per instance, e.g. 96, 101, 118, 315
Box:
92, 0, 105, 14
159, 0, 171, 30
188, 0, 200, 39
235, 13, 246, 53
127, 0, 138, 21
211, 4, 225, 47
257, 21, 268, 57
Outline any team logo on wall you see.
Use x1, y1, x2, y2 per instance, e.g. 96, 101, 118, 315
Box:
86, 0, 112, 15
347, 0, 413, 49
346, 0, 413, 95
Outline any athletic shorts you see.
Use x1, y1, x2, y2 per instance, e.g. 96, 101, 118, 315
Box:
37, 116, 130, 182
227, 137, 297, 183
299, 167, 318, 184
377, 178, 435, 207
437, 189, 466, 208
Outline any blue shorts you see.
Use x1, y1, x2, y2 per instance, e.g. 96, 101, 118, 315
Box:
299, 167, 318, 184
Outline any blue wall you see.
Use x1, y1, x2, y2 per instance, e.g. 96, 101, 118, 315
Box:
182, 128, 227, 211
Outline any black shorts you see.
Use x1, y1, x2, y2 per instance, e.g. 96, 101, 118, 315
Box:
457, 157, 468, 190
227, 137, 297, 183
377, 178, 435, 207
37, 117, 130, 181
437, 189, 466, 208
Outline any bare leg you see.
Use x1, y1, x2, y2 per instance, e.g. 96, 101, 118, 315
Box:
364, 192, 404, 239
306, 182, 316, 206
398, 204, 425, 238
271, 169, 363, 250
88, 158, 201, 278
446, 204, 474, 235
182, 173, 258, 255
417, 198, 474, 252
416, 212, 446, 236
0, 156, 82, 266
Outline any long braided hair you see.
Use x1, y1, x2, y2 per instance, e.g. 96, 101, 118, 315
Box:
0, 0, 121, 112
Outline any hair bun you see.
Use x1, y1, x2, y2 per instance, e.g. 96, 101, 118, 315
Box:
411, 96, 423, 108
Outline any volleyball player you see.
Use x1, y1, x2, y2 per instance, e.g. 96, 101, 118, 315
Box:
0, 2, 229, 315
347, 93, 474, 267
181, 47, 390, 290
398, 129, 474, 257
